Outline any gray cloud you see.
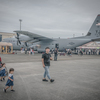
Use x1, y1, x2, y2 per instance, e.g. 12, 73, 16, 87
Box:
0, 0, 100, 38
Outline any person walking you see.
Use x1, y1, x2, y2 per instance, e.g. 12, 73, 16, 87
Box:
25, 48, 27, 54
30, 48, 32, 55
42, 47, 54, 83
65, 48, 68, 55
68, 49, 72, 57
0, 57, 2, 64
54, 48, 58, 61
0, 63, 6, 81
32, 49, 34, 55
21, 47, 22, 53
99, 49, 100, 55
89, 49, 91, 55
22, 48, 24, 53
51, 48, 54, 54
79, 49, 83, 56
3, 68, 15, 93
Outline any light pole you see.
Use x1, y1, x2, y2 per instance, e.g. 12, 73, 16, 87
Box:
19, 19, 22, 30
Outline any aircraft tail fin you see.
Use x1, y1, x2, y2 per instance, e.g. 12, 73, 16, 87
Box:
86, 14, 100, 39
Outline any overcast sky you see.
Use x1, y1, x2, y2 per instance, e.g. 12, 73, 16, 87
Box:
0, 0, 100, 38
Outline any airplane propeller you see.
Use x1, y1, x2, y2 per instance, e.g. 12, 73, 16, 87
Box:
25, 42, 28, 47
16, 33, 21, 45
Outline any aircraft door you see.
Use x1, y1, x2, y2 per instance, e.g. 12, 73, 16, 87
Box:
55, 43, 59, 49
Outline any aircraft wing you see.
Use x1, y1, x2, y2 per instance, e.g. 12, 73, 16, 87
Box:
14, 30, 53, 41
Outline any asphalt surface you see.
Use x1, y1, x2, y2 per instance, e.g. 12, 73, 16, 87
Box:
0, 53, 100, 100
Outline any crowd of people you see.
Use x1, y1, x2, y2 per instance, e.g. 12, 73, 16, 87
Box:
20, 47, 100, 57
50, 48, 100, 61
51, 48, 72, 59
76, 48, 100, 55
1, 46, 11, 53
21, 47, 35, 55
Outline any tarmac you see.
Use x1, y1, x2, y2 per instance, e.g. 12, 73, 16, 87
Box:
0, 53, 100, 100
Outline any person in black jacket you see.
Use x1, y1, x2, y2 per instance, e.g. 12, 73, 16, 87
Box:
42, 47, 54, 83
54, 48, 58, 61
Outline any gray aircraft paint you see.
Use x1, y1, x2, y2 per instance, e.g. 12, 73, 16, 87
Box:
2, 14, 100, 52
37, 38, 91, 52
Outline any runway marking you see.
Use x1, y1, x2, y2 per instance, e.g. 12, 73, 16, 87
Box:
17, 71, 32, 100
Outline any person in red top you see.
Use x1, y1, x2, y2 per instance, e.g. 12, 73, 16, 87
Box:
0, 57, 2, 63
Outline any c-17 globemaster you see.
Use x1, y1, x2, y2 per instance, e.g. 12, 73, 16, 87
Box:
2, 14, 100, 52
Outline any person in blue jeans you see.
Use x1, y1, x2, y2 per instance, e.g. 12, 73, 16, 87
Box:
42, 47, 54, 83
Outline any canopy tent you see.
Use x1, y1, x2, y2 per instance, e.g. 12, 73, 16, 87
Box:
76, 46, 100, 49
0, 42, 13, 46
0, 42, 13, 54
76, 42, 100, 49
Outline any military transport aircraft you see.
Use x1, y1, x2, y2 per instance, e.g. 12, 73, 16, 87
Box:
2, 14, 100, 52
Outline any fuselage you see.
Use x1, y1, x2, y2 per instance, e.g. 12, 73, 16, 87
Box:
2, 37, 91, 51
36, 38, 91, 52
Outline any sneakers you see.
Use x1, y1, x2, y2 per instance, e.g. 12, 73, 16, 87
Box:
3, 78, 5, 81
1, 78, 5, 81
11, 90, 15, 92
42, 79, 55, 83
42, 79, 48, 82
3, 89, 15, 92
50, 79, 54, 83
3, 89, 6, 93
